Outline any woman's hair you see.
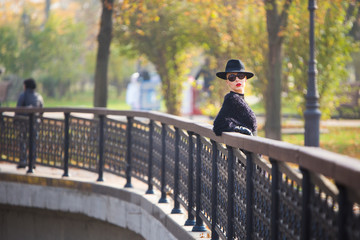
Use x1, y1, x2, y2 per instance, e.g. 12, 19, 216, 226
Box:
24, 78, 36, 89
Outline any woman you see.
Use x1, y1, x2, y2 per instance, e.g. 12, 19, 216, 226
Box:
213, 59, 257, 136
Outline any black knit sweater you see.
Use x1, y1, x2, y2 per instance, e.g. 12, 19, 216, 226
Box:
213, 91, 257, 136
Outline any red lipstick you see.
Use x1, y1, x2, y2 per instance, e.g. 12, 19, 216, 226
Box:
236, 83, 241, 87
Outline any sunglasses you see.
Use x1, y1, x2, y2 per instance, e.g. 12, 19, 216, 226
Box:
227, 73, 246, 82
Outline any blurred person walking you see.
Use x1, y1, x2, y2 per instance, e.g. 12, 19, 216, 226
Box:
16, 78, 44, 168
126, 72, 141, 110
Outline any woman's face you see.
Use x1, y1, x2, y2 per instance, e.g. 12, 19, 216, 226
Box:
226, 72, 247, 94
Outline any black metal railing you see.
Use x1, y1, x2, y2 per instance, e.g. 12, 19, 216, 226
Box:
0, 107, 359, 240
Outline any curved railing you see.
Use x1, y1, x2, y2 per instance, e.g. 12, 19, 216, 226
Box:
0, 107, 359, 239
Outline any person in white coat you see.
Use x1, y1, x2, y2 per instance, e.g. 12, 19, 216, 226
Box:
126, 72, 141, 110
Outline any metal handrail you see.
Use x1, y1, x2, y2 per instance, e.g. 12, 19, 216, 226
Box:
1, 107, 359, 239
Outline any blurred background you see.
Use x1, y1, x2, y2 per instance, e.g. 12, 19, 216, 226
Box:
0, 0, 359, 157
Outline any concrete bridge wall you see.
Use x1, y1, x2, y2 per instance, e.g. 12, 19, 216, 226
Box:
0, 204, 143, 240
0, 172, 195, 240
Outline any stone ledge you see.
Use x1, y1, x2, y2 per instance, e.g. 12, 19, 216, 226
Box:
0, 164, 211, 240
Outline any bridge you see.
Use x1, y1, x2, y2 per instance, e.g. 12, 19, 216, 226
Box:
0, 107, 359, 239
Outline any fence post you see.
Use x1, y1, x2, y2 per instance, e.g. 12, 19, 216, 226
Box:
211, 140, 219, 239
26, 113, 35, 173
300, 167, 311, 240
185, 131, 195, 226
227, 145, 235, 239
270, 158, 279, 240
245, 152, 254, 240
159, 123, 168, 203
337, 184, 349, 240
171, 127, 182, 213
192, 134, 206, 232
146, 120, 154, 194
97, 115, 105, 182
62, 112, 70, 177
124, 117, 133, 188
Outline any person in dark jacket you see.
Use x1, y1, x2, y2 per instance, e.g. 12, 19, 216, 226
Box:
17, 78, 44, 108
213, 59, 257, 136
16, 78, 44, 168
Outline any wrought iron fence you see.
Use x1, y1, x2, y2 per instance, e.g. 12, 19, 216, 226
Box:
0, 107, 359, 240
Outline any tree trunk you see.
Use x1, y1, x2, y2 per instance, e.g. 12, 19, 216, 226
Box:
349, 0, 360, 82
93, 0, 113, 107
153, 55, 181, 115
157, 66, 180, 115
264, 0, 292, 140
45, 0, 51, 22
352, 52, 360, 82
265, 40, 282, 140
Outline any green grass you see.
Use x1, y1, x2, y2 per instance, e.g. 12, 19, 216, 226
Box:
44, 95, 131, 110
320, 128, 360, 159
46, 88, 132, 110
250, 98, 360, 159
258, 127, 360, 159
249, 99, 300, 116
7, 88, 131, 110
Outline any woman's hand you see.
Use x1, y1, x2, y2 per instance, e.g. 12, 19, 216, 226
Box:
234, 126, 253, 136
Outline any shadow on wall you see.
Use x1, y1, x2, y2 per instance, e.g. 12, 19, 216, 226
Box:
0, 204, 144, 240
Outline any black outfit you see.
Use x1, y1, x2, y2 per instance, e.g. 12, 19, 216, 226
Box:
16, 89, 44, 108
16, 89, 44, 168
213, 91, 257, 136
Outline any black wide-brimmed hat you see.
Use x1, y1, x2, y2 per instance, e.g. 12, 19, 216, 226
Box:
216, 59, 254, 80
